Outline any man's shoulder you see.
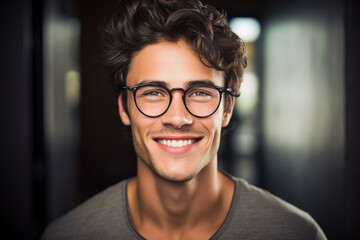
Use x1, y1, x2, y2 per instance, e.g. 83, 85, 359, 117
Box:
218, 177, 326, 239
233, 177, 309, 219
41, 178, 135, 240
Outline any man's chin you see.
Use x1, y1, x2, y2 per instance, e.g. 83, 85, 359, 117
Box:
154, 170, 197, 184
140, 155, 199, 183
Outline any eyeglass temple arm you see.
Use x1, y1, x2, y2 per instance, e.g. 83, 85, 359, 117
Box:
225, 88, 240, 97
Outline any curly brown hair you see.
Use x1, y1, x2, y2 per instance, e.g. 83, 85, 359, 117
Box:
102, 0, 247, 111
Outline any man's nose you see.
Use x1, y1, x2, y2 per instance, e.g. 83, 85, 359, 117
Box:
160, 91, 193, 128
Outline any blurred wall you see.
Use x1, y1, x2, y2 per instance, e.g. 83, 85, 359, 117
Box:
345, 0, 360, 238
0, 1, 34, 239
43, 0, 81, 221
77, 0, 137, 202
261, 0, 346, 238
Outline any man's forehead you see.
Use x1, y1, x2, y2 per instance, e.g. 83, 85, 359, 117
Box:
126, 41, 225, 87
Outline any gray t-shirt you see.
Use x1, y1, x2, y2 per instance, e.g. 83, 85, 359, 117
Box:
41, 176, 327, 239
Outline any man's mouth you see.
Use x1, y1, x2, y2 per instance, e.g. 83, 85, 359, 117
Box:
154, 138, 201, 148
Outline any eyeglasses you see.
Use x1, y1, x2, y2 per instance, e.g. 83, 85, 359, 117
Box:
122, 82, 239, 118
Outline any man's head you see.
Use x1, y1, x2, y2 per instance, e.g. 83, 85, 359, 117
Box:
102, 0, 247, 183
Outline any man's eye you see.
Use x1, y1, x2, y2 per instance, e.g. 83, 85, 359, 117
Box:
143, 90, 164, 97
189, 91, 211, 97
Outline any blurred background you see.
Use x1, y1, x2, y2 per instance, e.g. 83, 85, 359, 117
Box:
0, 0, 359, 239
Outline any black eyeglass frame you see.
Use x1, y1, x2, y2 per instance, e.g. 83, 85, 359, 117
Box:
122, 82, 240, 118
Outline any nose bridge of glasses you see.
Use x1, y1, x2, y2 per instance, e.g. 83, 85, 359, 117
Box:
169, 88, 185, 95
168, 87, 186, 103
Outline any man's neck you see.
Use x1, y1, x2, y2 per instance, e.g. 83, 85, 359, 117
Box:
127, 160, 234, 240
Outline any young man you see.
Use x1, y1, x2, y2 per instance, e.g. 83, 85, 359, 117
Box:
42, 0, 326, 239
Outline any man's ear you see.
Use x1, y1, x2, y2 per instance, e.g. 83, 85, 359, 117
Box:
117, 93, 131, 126
222, 96, 235, 127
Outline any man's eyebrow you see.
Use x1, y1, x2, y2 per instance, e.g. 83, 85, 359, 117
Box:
137, 80, 167, 87
186, 80, 216, 88
136, 80, 217, 88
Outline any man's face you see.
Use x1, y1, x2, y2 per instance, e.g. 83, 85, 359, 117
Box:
118, 40, 234, 183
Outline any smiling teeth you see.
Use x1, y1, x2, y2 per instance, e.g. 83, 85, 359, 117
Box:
158, 139, 196, 147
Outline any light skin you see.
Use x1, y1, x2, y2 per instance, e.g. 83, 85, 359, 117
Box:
118, 40, 235, 240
